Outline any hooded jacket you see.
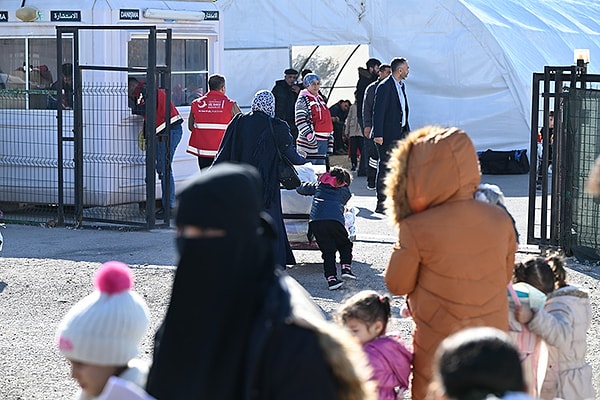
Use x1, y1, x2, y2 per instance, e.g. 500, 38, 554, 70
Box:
383, 127, 516, 400
296, 172, 352, 226
363, 336, 412, 400
527, 285, 595, 400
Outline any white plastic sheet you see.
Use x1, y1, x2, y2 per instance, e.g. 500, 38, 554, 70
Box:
220, 0, 600, 151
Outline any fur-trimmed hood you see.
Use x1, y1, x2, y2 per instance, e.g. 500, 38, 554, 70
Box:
384, 126, 480, 227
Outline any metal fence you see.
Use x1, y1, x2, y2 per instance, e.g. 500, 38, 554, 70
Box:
0, 82, 167, 228
528, 65, 600, 259
564, 88, 600, 258
0, 25, 173, 229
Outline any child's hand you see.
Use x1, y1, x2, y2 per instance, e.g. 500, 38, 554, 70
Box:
400, 305, 412, 318
515, 304, 534, 325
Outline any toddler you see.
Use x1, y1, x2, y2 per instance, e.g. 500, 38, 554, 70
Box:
297, 166, 355, 290
337, 290, 412, 399
515, 256, 595, 400
56, 261, 151, 400
508, 258, 555, 396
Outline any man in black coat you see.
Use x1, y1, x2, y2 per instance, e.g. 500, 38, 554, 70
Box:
355, 58, 381, 175
272, 68, 301, 140
329, 99, 351, 154
372, 57, 410, 213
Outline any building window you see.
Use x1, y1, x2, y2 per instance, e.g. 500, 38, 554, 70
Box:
0, 38, 73, 109
128, 37, 208, 106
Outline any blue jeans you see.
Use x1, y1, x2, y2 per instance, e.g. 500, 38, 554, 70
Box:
313, 139, 329, 165
156, 123, 182, 209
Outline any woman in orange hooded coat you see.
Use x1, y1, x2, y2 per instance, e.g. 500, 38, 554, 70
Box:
383, 126, 517, 400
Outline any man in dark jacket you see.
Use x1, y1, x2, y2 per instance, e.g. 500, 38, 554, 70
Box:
329, 99, 351, 154
355, 58, 381, 175
372, 57, 410, 213
362, 63, 391, 190
272, 68, 301, 140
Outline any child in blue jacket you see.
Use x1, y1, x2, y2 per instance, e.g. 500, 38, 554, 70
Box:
297, 166, 355, 290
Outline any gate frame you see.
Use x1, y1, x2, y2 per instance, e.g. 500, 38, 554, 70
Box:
528, 65, 600, 251
55, 25, 172, 229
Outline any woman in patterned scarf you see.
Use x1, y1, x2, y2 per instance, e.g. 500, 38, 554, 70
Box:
214, 90, 307, 267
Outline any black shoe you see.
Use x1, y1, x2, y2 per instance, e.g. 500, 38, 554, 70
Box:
374, 203, 385, 214
341, 267, 357, 280
367, 184, 376, 191
351, 163, 357, 172
155, 208, 174, 219
327, 276, 344, 290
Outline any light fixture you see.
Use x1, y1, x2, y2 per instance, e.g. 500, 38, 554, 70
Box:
16, 6, 39, 22
574, 49, 590, 67
143, 8, 205, 21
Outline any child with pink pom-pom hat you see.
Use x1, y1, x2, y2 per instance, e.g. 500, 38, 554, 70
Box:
56, 261, 153, 400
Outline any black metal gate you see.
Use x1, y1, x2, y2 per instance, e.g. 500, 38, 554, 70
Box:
528, 65, 600, 259
0, 25, 177, 229
55, 25, 173, 229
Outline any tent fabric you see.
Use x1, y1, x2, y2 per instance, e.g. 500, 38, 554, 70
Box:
218, 0, 600, 151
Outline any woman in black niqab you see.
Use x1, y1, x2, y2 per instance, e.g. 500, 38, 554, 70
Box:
146, 163, 278, 399
213, 90, 306, 267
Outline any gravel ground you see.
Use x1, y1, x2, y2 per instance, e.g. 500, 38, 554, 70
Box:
1, 172, 599, 399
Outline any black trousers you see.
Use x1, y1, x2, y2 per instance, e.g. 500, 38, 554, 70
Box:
376, 143, 393, 204
349, 136, 364, 166
309, 220, 353, 279
197, 156, 213, 170
367, 139, 379, 187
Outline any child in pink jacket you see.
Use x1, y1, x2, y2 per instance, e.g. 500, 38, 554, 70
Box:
337, 290, 412, 399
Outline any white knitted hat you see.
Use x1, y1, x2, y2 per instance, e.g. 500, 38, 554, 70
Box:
56, 261, 150, 366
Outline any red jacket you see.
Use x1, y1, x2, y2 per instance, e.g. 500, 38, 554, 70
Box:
187, 90, 236, 158
132, 82, 183, 135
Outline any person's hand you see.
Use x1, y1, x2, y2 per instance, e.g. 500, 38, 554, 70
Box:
373, 137, 383, 145
400, 305, 411, 318
363, 126, 371, 139
291, 85, 300, 94
331, 116, 340, 123
515, 304, 534, 325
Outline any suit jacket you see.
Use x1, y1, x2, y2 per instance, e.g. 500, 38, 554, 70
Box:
372, 76, 409, 146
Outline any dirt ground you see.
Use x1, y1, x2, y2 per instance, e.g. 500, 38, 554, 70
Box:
0, 170, 599, 399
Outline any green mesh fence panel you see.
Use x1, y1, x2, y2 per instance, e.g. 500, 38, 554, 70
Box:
565, 88, 600, 259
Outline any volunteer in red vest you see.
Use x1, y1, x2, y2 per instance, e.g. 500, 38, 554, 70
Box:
294, 73, 334, 164
187, 74, 241, 169
128, 77, 184, 219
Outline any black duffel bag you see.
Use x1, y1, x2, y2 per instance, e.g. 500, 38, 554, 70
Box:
478, 149, 530, 174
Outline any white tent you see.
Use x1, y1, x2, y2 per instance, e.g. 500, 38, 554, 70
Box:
217, 0, 600, 151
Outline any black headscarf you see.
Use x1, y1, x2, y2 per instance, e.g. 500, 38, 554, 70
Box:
146, 163, 278, 399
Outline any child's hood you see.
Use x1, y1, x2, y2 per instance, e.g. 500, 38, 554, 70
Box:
319, 172, 347, 188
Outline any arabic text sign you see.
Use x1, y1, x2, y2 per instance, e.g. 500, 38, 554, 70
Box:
51, 11, 81, 22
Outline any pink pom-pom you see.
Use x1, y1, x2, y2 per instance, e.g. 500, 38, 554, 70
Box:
94, 261, 133, 294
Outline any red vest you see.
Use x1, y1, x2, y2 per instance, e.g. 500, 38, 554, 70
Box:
187, 91, 235, 158
156, 89, 183, 134
305, 91, 333, 138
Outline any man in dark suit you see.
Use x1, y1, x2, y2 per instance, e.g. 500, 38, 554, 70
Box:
372, 57, 410, 213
